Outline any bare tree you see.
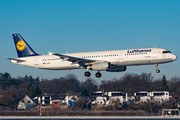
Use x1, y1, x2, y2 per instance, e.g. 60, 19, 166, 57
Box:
1, 85, 19, 107
82, 78, 98, 95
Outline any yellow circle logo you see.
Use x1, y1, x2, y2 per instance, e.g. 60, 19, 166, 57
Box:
16, 40, 25, 51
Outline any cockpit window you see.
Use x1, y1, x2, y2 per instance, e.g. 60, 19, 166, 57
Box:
162, 51, 171, 54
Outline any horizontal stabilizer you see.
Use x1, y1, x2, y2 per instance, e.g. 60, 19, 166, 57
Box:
6, 58, 26, 62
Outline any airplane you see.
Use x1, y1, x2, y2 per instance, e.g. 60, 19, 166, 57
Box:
7, 34, 177, 78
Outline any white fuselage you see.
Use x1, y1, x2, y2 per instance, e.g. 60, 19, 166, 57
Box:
10, 48, 177, 71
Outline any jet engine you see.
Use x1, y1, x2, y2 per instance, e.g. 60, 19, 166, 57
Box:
106, 66, 126, 72
91, 62, 111, 71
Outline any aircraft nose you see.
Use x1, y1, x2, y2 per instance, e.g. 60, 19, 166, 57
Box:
172, 54, 177, 61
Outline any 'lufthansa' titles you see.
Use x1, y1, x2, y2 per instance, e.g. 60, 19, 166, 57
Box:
127, 49, 151, 53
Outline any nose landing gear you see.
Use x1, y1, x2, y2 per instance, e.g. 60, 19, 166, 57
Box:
156, 69, 160, 73
155, 64, 160, 73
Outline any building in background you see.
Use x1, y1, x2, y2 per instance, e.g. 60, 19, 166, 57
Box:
91, 91, 128, 108
65, 95, 78, 107
133, 91, 171, 104
17, 95, 37, 110
33, 93, 78, 109
52, 100, 61, 109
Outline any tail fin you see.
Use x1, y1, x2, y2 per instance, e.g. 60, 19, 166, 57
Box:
12, 34, 39, 57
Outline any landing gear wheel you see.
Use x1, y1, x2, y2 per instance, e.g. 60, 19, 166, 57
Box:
84, 71, 91, 77
95, 72, 102, 78
155, 64, 160, 73
156, 69, 160, 73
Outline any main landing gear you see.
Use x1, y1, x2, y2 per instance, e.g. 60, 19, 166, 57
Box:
95, 71, 102, 78
84, 71, 91, 77
155, 64, 160, 73
84, 66, 91, 77
84, 71, 102, 78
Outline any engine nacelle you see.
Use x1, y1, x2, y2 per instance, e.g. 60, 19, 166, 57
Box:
106, 66, 126, 72
91, 62, 111, 71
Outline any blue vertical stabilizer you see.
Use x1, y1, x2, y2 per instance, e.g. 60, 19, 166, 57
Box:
12, 34, 39, 58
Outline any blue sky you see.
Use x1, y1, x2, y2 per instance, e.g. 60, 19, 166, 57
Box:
0, 0, 179, 82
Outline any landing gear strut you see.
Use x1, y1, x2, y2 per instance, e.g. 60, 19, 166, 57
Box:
84, 66, 91, 77
155, 64, 160, 73
95, 71, 102, 78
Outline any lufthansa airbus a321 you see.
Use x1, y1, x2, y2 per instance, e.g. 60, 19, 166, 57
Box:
7, 34, 177, 78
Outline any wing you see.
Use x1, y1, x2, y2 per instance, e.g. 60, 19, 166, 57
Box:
52, 53, 97, 66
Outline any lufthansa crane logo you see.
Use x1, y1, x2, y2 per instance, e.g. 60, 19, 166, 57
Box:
16, 40, 25, 51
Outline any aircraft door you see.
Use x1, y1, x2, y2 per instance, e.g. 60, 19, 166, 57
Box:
34, 57, 39, 68
152, 49, 157, 58
119, 53, 123, 62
